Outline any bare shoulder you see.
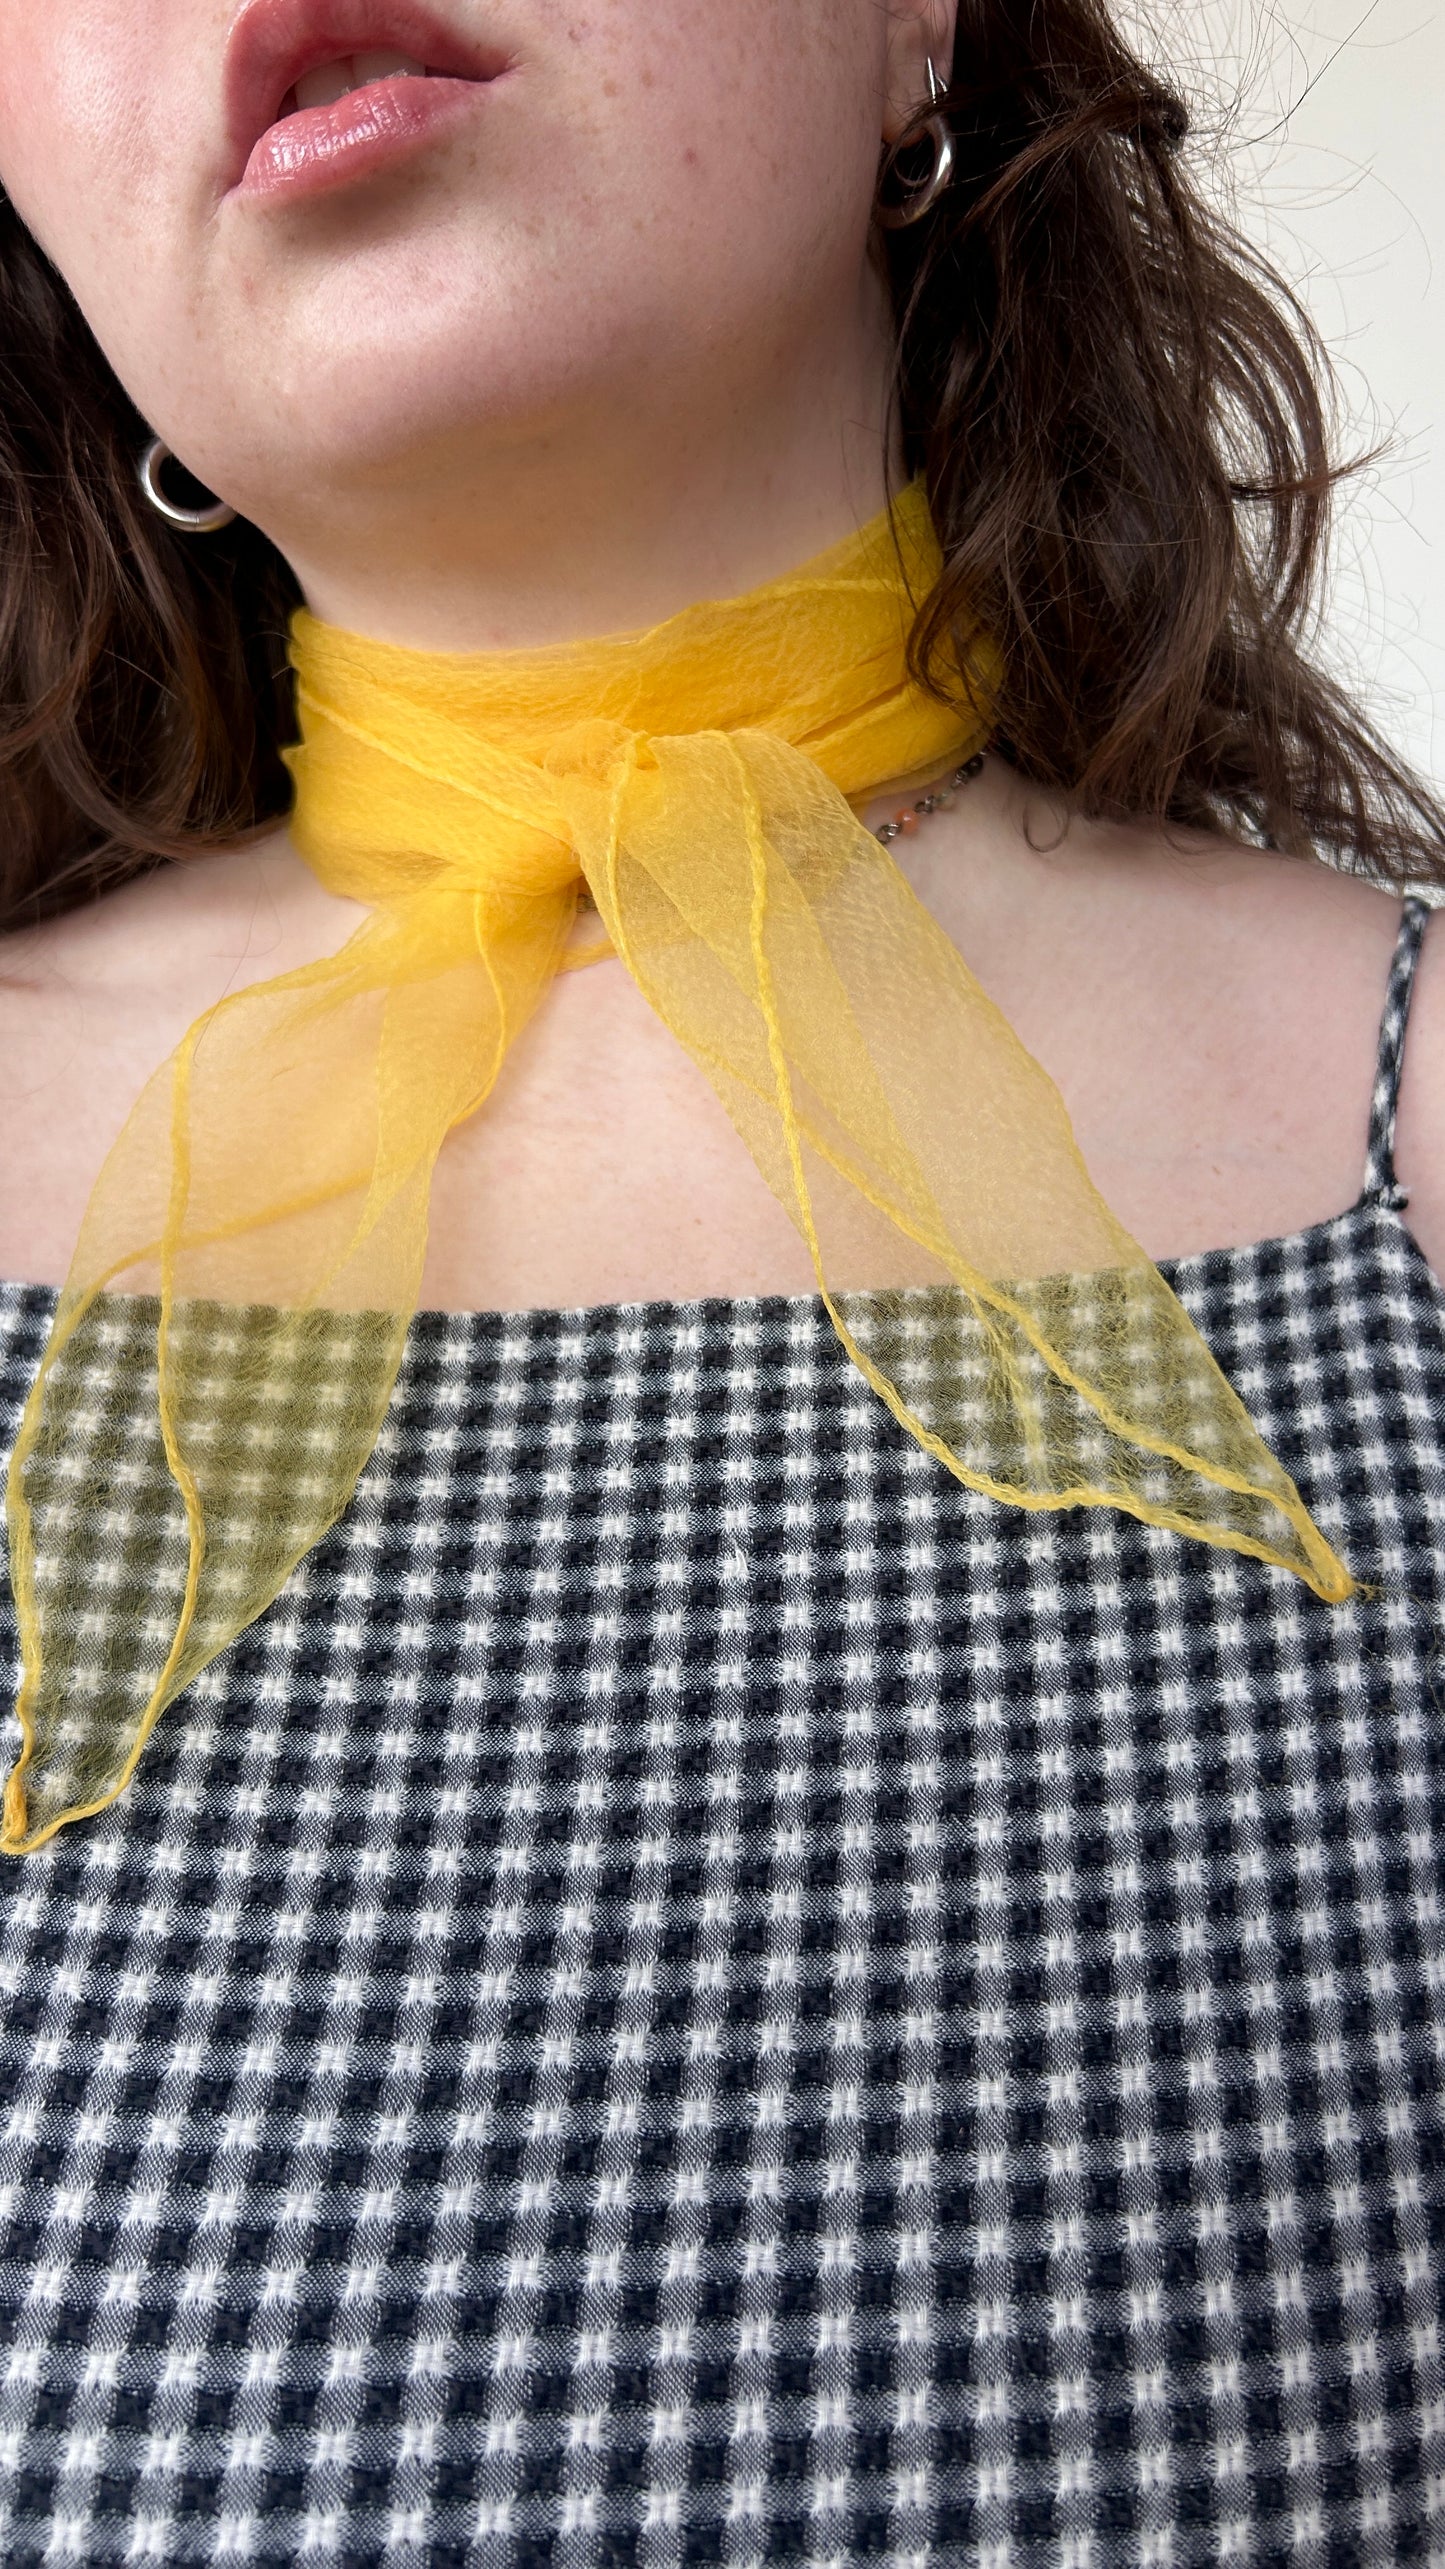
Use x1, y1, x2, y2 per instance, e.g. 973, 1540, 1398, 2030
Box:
0, 836, 364, 1287
895, 766, 1427, 1261
0, 833, 361, 1008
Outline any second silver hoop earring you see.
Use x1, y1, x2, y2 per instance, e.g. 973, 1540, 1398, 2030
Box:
137, 437, 238, 535
876, 56, 956, 231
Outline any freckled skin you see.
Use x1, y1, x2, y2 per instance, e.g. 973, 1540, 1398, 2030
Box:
0, 0, 952, 651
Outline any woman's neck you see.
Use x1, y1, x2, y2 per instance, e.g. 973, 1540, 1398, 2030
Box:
265, 277, 904, 654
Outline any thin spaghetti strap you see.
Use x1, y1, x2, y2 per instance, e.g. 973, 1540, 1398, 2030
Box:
1361, 897, 1433, 1207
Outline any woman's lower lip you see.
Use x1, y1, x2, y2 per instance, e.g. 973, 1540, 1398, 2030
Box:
236, 74, 491, 204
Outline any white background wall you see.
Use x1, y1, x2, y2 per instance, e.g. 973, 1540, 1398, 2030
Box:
1125, 1, 1445, 787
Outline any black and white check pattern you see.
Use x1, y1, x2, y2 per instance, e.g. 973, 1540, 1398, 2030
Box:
2, 898, 1444, 2567
12, 1297, 399, 1834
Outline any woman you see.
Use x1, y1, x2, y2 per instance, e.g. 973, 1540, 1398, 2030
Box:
1, 0, 1443, 2557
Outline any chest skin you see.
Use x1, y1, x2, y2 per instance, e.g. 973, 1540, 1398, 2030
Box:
0, 766, 1436, 1311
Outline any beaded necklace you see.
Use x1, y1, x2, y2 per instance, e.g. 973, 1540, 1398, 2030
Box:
873, 749, 987, 845
578, 751, 989, 910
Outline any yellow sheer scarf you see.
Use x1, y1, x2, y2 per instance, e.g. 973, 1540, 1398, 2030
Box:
1, 479, 1352, 1854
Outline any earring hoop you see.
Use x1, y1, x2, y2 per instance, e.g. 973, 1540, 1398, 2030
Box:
137, 437, 238, 535
876, 56, 955, 231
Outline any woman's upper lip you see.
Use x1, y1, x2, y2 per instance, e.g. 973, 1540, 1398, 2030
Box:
222, 0, 510, 191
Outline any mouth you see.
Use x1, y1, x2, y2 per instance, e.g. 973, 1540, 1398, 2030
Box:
224, 0, 511, 198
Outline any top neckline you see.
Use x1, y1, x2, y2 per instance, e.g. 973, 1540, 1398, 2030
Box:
0, 1192, 1431, 1337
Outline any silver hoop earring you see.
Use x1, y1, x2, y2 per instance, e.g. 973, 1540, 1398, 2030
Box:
137, 436, 238, 535
876, 56, 955, 231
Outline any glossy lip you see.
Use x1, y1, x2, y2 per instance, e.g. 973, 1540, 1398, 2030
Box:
223, 0, 511, 197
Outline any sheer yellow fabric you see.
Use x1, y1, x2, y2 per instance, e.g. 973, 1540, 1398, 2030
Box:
1, 479, 1352, 1854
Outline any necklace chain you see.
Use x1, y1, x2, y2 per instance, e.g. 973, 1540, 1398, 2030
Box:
579, 749, 988, 907
874, 750, 986, 845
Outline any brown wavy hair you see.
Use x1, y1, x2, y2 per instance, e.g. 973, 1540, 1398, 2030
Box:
0, 0, 1440, 928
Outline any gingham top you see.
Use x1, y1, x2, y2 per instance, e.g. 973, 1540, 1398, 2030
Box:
1, 896, 1443, 2569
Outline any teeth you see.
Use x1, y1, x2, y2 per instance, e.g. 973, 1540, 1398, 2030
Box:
292, 52, 426, 113
353, 49, 426, 84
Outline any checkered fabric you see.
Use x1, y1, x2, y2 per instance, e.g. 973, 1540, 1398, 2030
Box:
13, 1298, 397, 1831
2, 898, 1444, 2568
